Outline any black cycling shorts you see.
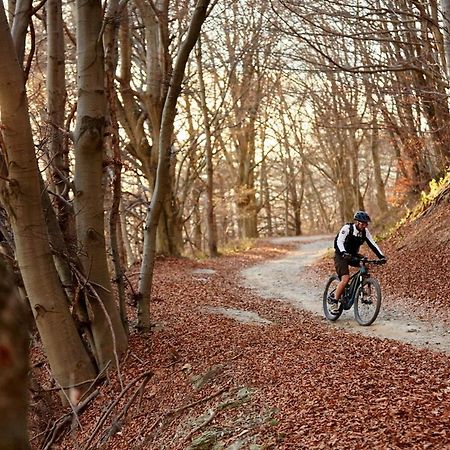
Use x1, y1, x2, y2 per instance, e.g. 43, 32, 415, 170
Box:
334, 253, 359, 278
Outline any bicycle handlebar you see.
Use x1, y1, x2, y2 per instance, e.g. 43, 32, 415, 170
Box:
358, 257, 386, 265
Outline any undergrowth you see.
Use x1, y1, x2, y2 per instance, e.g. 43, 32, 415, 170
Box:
218, 238, 256, 255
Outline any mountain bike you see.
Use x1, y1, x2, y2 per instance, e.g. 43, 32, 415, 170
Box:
323, 258, 385, 326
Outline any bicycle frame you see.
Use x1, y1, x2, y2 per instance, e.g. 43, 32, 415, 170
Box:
341, 263, 370, 310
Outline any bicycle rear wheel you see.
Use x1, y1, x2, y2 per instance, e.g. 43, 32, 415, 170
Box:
323, 275, 343, 321
354, 277, 381, 326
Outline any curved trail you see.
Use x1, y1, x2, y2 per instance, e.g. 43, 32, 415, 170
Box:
241, 235, 450, 355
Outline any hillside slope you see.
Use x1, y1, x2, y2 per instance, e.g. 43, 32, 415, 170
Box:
376, 184, 450, 322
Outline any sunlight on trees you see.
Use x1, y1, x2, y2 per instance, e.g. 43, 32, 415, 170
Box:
1, 0, 450, 424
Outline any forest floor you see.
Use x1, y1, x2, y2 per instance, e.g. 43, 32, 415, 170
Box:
32, 201, 450, 450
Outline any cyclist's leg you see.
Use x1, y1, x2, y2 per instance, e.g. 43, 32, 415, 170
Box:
333, 253, 350, 300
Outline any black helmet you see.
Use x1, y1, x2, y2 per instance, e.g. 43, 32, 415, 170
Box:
353, 210, 371, 223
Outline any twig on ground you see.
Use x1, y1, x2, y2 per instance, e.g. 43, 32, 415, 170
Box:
82, 371, 153, 450
79, 361, 111, 403
72, 266, 123, 390
42, 362, 110, 394
143, 385, 229, 439
41, 389, 99, 450
170, 387, 228, 416
130, 352, 145, 364
99, 373, 152, 446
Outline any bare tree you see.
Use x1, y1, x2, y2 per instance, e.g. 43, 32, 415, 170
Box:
138, 0, 211, 329
0, 0, 96, 395
73, 0, 128, 367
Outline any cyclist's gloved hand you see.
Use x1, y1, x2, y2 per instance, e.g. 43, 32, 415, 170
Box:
350, 257, 361, 266
342, 252, 353, 261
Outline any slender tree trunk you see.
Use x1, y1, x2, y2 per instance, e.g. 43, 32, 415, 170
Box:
235, 118, 259, 239
104, 0, 128, 333
196, 36, 218, 256
138, 0, 211, 329
157, 185, 183, 257
47, 0, 73, 242
74, 0, 127, 367
0, 260, 30, 450
285, 146, 302, 236
0, 3, 96, 393
45, 0, 75, 300
40, 175, 74, 301
283, 184, 289, 236
192, 185, 203, 250
11, 0, 32, 65
120, 200, 135, 267
260, 152, 273, 236
47, 0, 67, 198
370, 113, 388, 214
7, 0, 16, 25
441, 0, 450, 75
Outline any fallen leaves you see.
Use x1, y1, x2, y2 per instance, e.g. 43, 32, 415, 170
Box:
28, 237, 450, 450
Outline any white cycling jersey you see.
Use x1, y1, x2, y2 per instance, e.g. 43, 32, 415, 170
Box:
334, 223, 384, 259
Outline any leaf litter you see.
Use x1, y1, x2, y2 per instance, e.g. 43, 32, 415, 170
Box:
30, 202, 450, 449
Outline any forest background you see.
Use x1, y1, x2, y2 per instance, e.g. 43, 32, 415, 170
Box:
1, 0, 450, 447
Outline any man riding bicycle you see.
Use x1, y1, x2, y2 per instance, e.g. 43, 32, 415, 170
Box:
330, 210, 386, 313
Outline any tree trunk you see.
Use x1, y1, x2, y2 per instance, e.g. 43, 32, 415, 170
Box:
192, 185, 203, 251
39, 175, 74, 301
260, 151, 273, 237
370, 113, 388, 214
235, 121, 258, 239
441, 0, 450, 75
196, 36, 218, 256
0, 3, 96, 393
120, 200, 136, 267
138, 0, 211, 329
285, 146, 303, 236
44, 1, 76, 301
121, 0, 183, 258
74, 0, 127, 368
0, 260, 30, 450
7, 0, 15, 25
104, 0, 128, 333
157, 183, 183, 257
46, 0, 74, 245
11, 0, 32, 65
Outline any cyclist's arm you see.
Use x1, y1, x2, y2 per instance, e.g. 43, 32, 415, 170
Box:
365, 229, 385, 259
335, 224, 350, 255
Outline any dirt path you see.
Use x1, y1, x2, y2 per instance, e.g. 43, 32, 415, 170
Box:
241, 235, 450, 355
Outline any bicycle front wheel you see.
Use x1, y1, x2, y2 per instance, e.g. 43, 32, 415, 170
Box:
323, 275, 343, 321
354, 277, 381, 326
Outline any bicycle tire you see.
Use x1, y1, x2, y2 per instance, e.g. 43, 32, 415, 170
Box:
354, 277, 381, 326
323, 275, 343, 321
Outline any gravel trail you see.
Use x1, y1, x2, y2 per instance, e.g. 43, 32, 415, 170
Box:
241, 235, 450, 355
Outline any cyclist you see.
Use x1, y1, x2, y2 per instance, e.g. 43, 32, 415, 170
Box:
330, 210, 386, 313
